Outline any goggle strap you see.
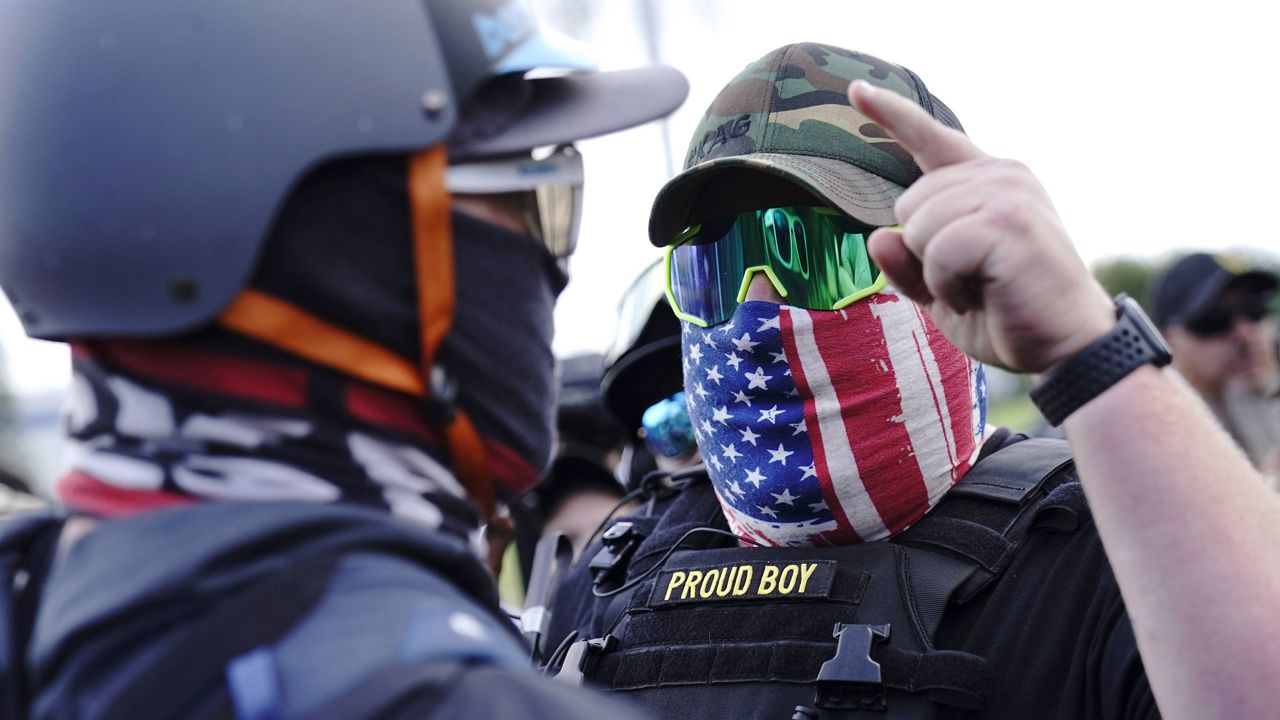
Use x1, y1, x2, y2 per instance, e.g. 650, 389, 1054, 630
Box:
410, 145, 496, 517
444, 406, 496, 517
410, 146, 455, 376
217, 289, 424, 395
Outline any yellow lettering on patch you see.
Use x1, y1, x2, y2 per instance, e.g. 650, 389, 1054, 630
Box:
664, 571, 686, 602
699, 569, 719, 599
758, 565, 779, 595
715, 567, 736, 597
778, 564, 799, 594
681, 570, 703, 600
656, 561, 833, 605
797, 563, 817, 593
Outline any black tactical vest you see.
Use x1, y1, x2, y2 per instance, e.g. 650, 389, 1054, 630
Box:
551, 437, 1087, 719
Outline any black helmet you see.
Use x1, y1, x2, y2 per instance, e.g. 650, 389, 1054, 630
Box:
601, 259, 684, 433
0, 0, 688, 339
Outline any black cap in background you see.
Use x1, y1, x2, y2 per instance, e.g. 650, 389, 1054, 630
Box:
1147, 253, 1278, 328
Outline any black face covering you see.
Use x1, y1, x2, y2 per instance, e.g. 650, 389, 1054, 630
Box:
441, 209, 563, 482
253, 154, 565, 495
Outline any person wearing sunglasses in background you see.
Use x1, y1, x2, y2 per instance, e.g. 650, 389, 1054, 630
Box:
0, 1, 687, 718
1148, 253, 1280, 482
547, 42, 1280, 719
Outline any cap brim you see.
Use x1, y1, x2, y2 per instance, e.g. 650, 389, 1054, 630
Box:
457, 65, 689, 158
649, 153, 905, 246
602, 336, 683, 432
1182, 269, 1280, 324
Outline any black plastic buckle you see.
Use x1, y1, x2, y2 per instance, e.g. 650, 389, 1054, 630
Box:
421, 365, 458, 425
553, 635, 617, 686
588, 521, 642, 588
813, 623, 890, 712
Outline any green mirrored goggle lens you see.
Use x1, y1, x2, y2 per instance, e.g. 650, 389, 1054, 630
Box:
664, 206, 885, 327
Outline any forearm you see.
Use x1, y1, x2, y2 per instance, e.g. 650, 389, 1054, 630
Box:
1064, 365, 1280, 719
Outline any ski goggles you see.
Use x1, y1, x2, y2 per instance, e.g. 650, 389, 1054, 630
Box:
663, 206, 886, 327
640, 391, 696, 459
446, 144, 584, 259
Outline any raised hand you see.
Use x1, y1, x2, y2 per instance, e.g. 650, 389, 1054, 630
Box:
847, 80, 1114, 374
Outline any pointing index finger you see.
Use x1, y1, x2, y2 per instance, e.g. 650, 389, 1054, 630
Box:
847, 80, 986, 172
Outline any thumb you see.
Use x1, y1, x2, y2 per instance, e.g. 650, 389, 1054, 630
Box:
848, 80, 987, 172
868, 227, 932, 306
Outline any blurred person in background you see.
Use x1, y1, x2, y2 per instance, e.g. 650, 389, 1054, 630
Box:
0, 1, 686, 717
554, 353, 628, 476
528, 454, 628, 561
519, 353, 630, 562
602, 261, 702, 483
1149, 253, 1280, 480
548, 41, 1280, 720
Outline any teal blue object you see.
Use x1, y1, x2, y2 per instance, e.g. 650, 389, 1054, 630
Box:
641, 391, 695, 458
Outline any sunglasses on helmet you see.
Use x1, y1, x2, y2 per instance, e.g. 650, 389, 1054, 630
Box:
446, 144, 583, 260
663, 206, 886, 328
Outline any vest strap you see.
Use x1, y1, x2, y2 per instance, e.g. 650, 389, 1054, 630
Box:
947, 437, 1073, 505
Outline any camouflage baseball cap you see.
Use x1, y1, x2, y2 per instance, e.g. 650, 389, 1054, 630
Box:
648, 42, 962, 246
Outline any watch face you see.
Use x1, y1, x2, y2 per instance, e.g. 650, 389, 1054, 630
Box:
1118, 294, 1174, 365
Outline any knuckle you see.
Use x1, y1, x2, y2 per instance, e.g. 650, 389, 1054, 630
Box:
992, 157, 1031, 176
979, 196, 1027, 232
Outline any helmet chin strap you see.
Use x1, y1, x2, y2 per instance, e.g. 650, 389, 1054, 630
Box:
216, 144, 496, 517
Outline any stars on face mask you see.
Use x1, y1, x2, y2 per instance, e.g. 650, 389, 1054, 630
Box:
699, 418, 714, 438
767, 443, 794, 465
758, 405, 783, 424
681, 306, 835, 539
745, 367, 772, 390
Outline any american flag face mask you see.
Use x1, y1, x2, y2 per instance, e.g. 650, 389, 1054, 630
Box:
681, 295, 987, 547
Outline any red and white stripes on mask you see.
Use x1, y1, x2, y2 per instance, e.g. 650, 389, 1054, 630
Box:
681, 293, 988, 547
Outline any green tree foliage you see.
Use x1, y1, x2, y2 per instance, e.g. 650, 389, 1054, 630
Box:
1092, 257, 1158, 310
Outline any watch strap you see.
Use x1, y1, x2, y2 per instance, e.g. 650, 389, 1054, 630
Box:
1030, 294, 1172, 426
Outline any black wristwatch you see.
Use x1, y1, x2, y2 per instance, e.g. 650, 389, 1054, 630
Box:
1030, 293, 1173, 426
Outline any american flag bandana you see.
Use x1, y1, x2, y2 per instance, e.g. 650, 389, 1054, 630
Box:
681, 294, 987, 547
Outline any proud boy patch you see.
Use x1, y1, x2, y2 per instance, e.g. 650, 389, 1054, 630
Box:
649, 560, 838, 606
